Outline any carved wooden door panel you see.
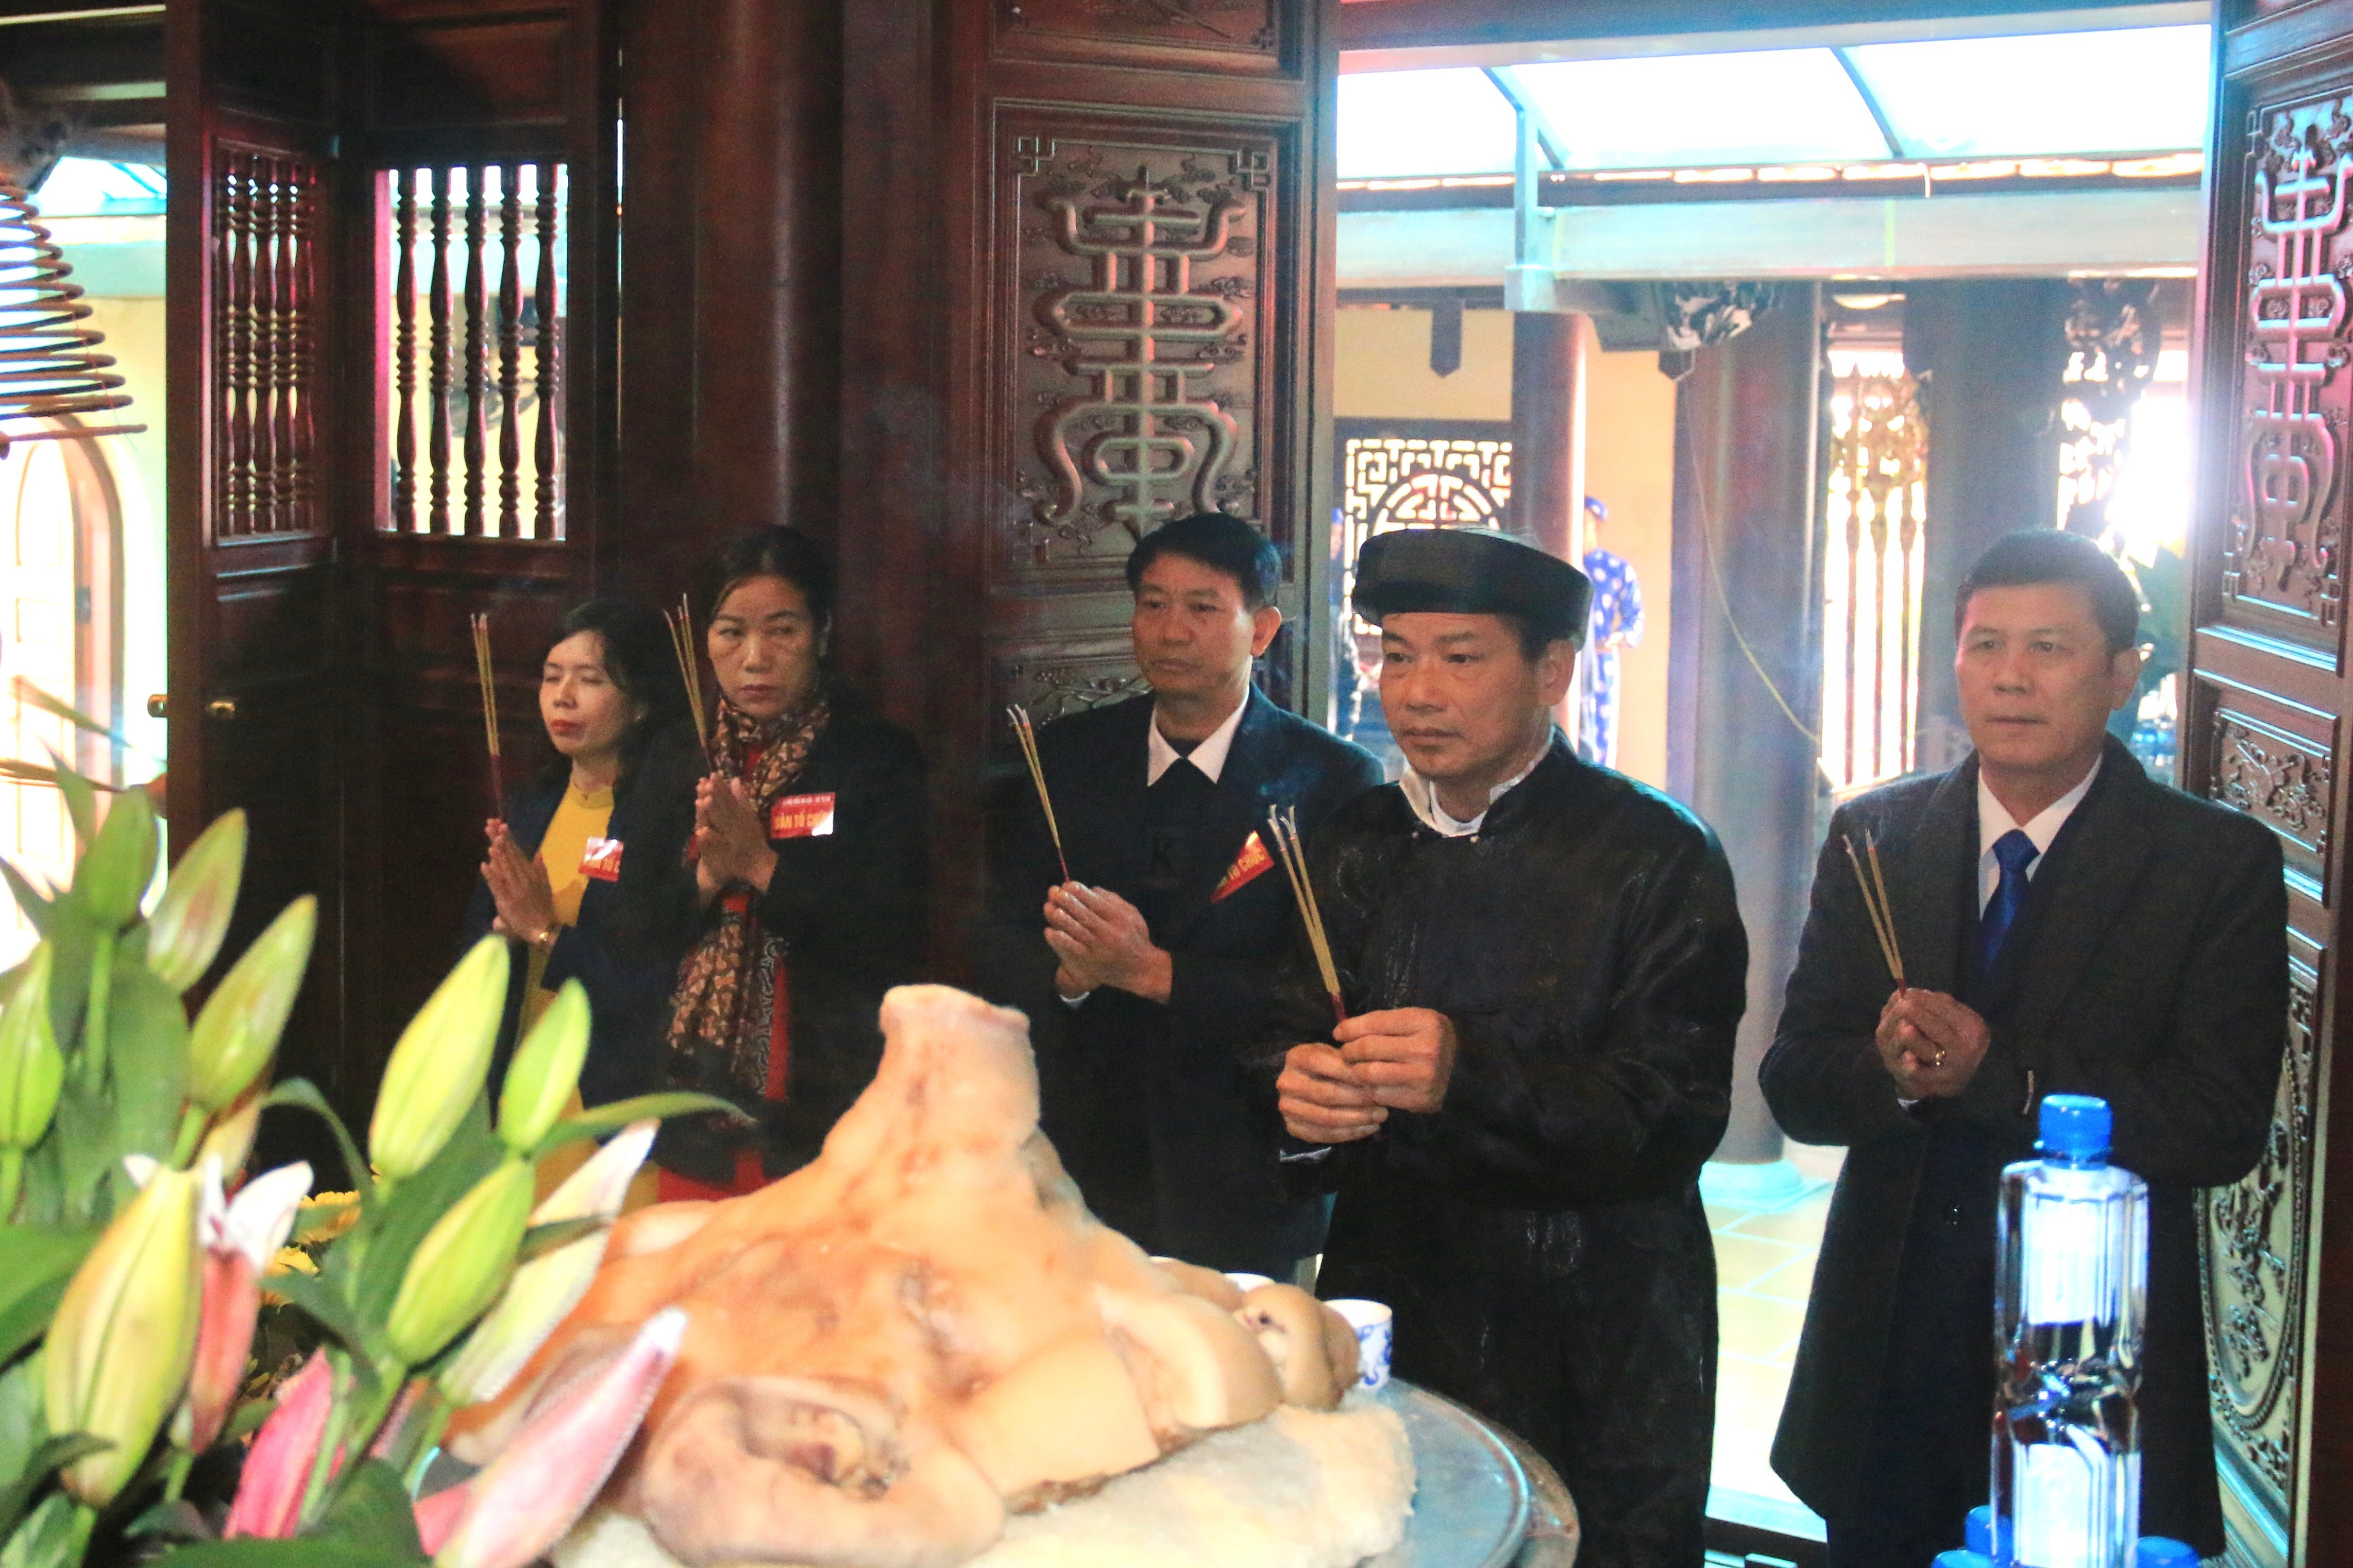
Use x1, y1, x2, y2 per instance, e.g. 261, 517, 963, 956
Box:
2190, 8, 2353, 1562
170, 0, 614, 1141
165, 0, 350, 1119
918, 0, 1337, 950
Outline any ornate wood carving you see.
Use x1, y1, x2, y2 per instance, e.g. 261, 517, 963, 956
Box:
2202, 958, 2318, 1499
1000, 120, 1277, 568
2211, 708, 2335, 897
1001, 656, 1151, 723
2228, 90, 2353, 633
214, 147, 321, 538
997, 0, 1282, 66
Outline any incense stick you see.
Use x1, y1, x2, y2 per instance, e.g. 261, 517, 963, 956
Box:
664, 596, 710, 757
1268, 805, 1347, 1026
469, 612, 502, 814
1006, 705, 1071, 883
1841, 831, 1905, 988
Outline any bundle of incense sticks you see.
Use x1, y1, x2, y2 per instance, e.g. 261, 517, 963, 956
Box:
469, 611, 502, 814
1841, 829, 1906, 988
663, 595, 710, 755
1006, 704, 1070, 883
1268, 805, 1346, 1027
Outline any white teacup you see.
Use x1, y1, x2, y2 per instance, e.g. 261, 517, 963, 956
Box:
1326, 1298, 1393, 1391
1224, 1272, 1276, 1293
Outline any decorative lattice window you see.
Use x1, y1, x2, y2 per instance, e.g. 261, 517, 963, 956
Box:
1336, 421, 1512, 630
380, 162, 568, 538
1821, 357, 1927, 794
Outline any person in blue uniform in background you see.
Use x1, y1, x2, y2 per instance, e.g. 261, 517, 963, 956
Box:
1576, 495, 1645, 770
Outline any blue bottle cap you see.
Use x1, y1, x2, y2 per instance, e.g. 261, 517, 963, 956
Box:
1966, 1506, 1995, 1555
2135, 1539, 2199, 1568
1934, 1553, 1995, 1568
2038, 1094, 2111, 1160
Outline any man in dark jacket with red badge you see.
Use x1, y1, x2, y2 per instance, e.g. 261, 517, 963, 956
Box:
1254, 527, 1749, 1568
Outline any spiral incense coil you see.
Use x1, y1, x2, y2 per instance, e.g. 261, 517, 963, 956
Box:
0, 183, 144, 452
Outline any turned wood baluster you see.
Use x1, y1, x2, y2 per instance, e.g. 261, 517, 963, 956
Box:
428, 165, 452, 536
267, 158, 294, 533
463, 164, 488, 537
532, 160, 559, 538
498, 162, 522, 538
286, 161, 315, 533
393, 168, 417, 532
224, 156, 252, 536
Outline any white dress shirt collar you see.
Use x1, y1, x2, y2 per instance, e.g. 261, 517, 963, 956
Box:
1147, 692, 1249, 786
1400, 731, 1554, 838
1975, 755, 2100, 910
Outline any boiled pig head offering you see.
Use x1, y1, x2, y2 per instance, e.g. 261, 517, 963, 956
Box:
449, 984, 1361, 1568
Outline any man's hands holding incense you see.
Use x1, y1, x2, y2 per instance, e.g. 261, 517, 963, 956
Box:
1280, 1007, 1459, 1143
1042, 883, 1172, 1004
1876, 987, 1991, 1100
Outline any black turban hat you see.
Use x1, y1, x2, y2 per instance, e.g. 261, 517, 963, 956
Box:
1352, 528, 1593, 650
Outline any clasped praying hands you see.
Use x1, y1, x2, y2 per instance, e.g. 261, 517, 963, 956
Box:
1278, 1007, 1459, 1144
1043, 882, 1173, 1004
693, 774, 779, 898
480, 818, 558, 947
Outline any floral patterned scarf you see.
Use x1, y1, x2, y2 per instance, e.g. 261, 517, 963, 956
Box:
663, 690, 831, 1105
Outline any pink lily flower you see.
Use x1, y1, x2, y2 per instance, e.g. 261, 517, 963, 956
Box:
180, 1160, 311, 1454
413, 1481, 471, 1555
222, 1349, 340, 1540
432, 1307, 688, 1568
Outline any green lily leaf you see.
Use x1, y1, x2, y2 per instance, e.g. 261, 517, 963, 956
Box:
45, 1083, 116, 1227
516, 1213, 610, 1265
353, 1099, 503, 1344
259, 1080, 372, 1203
122, 1498, 209, 1543
0, 1435, 109, 1542
156, 1544, 425, 1568
0, 1489, 86, 1568
0, 1227, 95, 1366
38, 754, 92, 851
529, 1090, 747, 1158
11, 680, 153, 760
0, 1354, 43, 1488
315, 1458, 425, 1557
0, 865, 47, 941
107, 964, 189, 1163
38, 902, 89, 1066
260, 1269, 365, 1358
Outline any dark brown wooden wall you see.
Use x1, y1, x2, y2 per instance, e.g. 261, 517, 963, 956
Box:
2189, 4, 2353, 1562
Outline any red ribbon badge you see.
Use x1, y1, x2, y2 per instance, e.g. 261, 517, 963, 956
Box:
579, 837, 624, 882
1212, 830, 1275, 902
770, 792, 838, 839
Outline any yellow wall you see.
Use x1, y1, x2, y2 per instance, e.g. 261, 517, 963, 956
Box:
1334, 305, 1679, 790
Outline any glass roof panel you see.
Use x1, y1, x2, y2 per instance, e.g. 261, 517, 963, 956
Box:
1338, 68, 1518, 180
1842, 25, 2210, 159
32, 158, 166, 216
1503, 49, 1891, 171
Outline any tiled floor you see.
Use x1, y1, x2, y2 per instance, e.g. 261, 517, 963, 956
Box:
1707, 1141, 1845, 1541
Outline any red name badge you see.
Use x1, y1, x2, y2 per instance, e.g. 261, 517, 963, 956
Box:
770, 792, 838, 839
579, 837, 624, 881
1212, 830, 1275, 902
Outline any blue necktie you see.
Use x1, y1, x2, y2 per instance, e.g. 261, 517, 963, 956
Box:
1978, 828, 2041, 974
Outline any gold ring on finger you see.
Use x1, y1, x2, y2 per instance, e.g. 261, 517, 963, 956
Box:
1930, 1049, 1947, 1069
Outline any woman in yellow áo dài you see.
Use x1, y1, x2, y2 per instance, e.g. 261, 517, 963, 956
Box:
465, 599, 694, 1206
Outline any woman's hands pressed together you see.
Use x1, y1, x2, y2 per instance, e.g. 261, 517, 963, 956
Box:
693, 774, 780, 899
482, 818, 559, 946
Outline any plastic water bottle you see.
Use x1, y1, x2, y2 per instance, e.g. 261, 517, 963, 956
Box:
1994, 1095, 2148, 1568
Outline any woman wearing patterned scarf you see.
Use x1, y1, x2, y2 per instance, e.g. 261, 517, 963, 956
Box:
612, 527, 930, 1197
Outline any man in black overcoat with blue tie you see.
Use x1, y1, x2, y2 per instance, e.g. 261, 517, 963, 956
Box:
976, 512, 1381, 1279
1766, 530, 2288, 1565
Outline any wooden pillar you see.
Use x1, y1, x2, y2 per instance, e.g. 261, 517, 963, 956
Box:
1512, 311, 1589, 738
1511, 310, 1589, 563
1902, 280, 2070, 768
1667, 286, 1823, 1168
616, 0, 843, 600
